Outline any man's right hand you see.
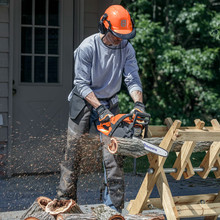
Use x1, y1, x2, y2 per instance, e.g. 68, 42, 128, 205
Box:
96, 105, 113, 122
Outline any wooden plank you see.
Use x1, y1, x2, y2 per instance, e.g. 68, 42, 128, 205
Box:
194, 119, 205, 129
174, 130, 220, 142
171, 119, 205, 180
170, 141, 196, 180
143, 125, 217, 138
165, 118, 195, 179
211, 119, 220, 130
128, 120, 181, 215
205, 191, 220, 220
177, 151, 195, 179
197, 142, 220, 179
213, 158, 220, 178
148, 125, 168, 137
156, 170, 179, 219
197, 120, 220, 179
128, 193, 219, 210
176, 203, 220, 218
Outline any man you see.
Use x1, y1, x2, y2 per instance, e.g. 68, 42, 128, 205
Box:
56, 5, 146, 212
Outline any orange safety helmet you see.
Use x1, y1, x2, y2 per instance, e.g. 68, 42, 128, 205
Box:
98, 5, 136, 40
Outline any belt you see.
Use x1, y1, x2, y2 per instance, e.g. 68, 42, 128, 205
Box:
98, 94, 117, 101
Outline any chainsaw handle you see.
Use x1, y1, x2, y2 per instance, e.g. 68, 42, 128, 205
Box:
135, 112, 151, 119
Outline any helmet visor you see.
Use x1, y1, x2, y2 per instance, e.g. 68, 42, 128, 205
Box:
110, 27, 136, 40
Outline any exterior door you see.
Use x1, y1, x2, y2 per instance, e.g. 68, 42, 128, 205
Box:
11, 0, 73, 174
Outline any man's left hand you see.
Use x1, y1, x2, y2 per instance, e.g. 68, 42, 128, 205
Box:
131, 101, 146, 114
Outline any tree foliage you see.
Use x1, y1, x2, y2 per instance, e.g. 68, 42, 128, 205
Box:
120, 0, 220, 125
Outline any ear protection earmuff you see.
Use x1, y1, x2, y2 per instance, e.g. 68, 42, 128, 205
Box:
98, 13, 108, 34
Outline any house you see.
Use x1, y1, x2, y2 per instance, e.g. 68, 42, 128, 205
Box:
0, 0, 121, 177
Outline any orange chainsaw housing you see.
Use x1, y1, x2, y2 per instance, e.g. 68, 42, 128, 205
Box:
97, 113, 144, 137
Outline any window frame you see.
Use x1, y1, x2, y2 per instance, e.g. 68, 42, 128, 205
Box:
20, 0, 62, 85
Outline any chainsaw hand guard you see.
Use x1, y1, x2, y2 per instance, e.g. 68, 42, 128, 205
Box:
96, 105, 114, 122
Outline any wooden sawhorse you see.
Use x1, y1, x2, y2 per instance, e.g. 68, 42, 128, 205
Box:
127, 118, 220, 219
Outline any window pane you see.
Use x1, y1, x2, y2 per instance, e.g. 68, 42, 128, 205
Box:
49, 0, 59, 26
22, 0, 32, 24
35, 0, 46, 25
35, 28, 46, 54
21, 27, 32, 53
21, 56, 32, 82
48, 29, 58, 54
34, 57, 45, 82
48, 57, 58, 83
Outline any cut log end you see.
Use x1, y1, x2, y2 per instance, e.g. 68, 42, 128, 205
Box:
24, 218, 40, 220
37, 196, 52, 210
109, 215, 125, 220
108, 138, 118, 154
45, 199, 83, 215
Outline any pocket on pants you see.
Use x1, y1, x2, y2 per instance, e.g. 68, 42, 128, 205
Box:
69, 93, 86, 120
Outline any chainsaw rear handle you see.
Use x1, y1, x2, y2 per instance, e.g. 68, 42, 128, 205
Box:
108, 111, 151, 137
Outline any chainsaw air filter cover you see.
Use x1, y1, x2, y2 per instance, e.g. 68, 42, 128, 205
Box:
110, 121, 134, 138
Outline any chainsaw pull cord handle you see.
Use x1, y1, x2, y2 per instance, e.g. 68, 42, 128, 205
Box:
108, 113, 133, 137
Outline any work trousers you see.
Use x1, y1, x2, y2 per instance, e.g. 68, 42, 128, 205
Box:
56, 103, 125, 211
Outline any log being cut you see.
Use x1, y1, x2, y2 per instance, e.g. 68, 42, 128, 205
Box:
107, 137, 212, 158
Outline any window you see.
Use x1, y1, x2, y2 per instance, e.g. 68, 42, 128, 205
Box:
21, 0, 60, 83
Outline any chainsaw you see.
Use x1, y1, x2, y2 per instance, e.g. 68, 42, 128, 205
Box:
97, 111, 168, 157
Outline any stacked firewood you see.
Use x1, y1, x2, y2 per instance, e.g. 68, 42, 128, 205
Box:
21, 197, 164, 220
21, 197, 85, 220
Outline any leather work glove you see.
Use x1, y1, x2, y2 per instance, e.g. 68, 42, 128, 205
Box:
96, 105, 114, 122
131, 101, 146, 114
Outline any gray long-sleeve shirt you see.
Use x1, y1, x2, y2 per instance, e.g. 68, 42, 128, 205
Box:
69, 33, 142, 100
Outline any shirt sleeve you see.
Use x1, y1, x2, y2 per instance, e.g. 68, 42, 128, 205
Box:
73, 47, 93, 98
123, 43, 143, 94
